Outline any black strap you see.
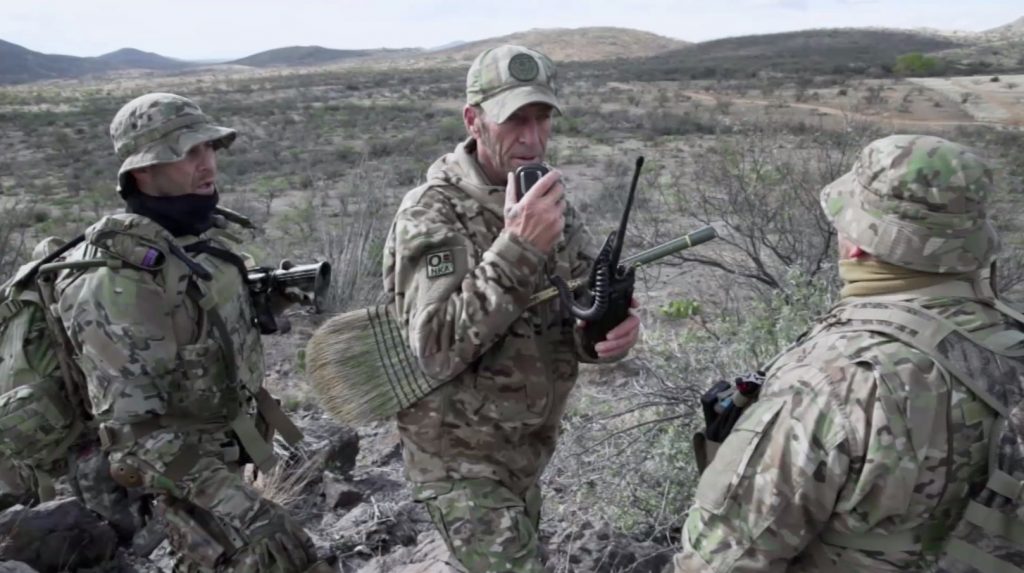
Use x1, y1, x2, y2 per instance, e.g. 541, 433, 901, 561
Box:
167, 241, 212, 281
13, 234, 87, 288
184, 241, 250, 284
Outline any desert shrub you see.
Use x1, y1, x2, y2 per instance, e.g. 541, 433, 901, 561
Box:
550, 267, 836, 548
894, 52, 945, 76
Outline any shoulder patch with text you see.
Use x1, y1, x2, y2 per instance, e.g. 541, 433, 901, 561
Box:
426, 250, 455, 279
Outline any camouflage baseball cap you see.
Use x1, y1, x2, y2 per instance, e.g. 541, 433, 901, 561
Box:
110, 92, 236, 180
821, 134, 999, 273
466, 45, 561, 123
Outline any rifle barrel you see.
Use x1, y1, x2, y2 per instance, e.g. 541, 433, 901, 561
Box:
622, 225, 718, 268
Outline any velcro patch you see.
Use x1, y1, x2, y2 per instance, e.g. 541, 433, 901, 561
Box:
425, 250, 455, 279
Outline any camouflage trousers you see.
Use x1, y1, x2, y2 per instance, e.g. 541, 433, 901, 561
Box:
415, 478, 545, 573
69, 442, 149, 543
110, 429, 325, 573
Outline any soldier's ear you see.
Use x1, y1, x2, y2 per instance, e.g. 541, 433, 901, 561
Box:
131, 167, 152, 189
463, 105, 481, 139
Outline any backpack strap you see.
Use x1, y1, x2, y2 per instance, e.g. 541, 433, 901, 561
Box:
827, 299, 1021, 417
33, 254, 112, 427
184, 277, 302, 476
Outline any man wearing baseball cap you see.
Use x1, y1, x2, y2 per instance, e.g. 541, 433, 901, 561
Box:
383, 46, 641, 572
55, 93, 330, 572
672, 135, 1019, 572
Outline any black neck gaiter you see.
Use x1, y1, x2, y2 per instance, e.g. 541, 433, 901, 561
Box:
124, 190, 220, 237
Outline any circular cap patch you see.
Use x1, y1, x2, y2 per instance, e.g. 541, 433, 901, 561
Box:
508, 54, 539, 82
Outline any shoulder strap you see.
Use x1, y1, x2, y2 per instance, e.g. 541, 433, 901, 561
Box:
11, 234, 87, 290
183, 279, 301, 474
827, 299, 1023, 417
32, 259, 102, 425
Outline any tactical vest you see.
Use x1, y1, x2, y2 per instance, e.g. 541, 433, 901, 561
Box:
55, 212, 301, 478
802, 277, 1024, 572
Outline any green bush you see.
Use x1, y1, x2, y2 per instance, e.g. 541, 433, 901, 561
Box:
894, 52, 944, 76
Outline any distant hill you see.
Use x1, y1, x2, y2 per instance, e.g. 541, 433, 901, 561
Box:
230, 45, 416, 67
602, 28, 962, 80
427, 40, 467, 52
916, 15, 1024, 75
984, 16, 1024, 40
422, 27, 688, 64
97, 47, 190, 70
0, 39, 108, 84
0, 39, 194, 84
4, 16, 1023, 86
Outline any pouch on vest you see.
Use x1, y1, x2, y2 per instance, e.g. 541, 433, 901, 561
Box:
693, 370, 765, 474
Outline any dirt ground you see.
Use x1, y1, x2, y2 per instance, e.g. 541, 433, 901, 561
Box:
908, 74, 1024, 126
593, 74, 1024, 133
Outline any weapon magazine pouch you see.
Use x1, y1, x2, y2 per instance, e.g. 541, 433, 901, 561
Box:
693, 372, 765, 474
161, 498, 233, 569
693, 379, 733, 474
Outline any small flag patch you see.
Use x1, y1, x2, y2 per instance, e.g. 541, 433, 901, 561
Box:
426, 250, 455, 278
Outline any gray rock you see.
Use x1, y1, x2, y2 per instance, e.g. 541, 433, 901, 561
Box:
324, 426, 360, 476
322, 473, 364, 511
357, 531, 460, 573
330, 501, 427, 558
0, 498, 118, 572
0, 562, 39, 573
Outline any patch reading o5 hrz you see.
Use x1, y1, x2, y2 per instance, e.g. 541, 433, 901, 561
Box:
426, 250, 455, 278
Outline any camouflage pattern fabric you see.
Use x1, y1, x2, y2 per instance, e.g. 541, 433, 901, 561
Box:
674, 287, 1004, 572
0, 456, 37, 509
55, 213, 318, 572
674, 134, 1008, 572
109, 92, 236, 183
821, 134, 999, 274
418, 479, 544, 573
67, 441, 147, 542
383, 138, 603, 565
465, 45, 561, 123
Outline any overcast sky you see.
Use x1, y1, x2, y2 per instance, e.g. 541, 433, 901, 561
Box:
2, 0, 1020, 61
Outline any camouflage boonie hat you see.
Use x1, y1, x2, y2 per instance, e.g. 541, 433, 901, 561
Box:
466, 45, 561, 123
821, 134, 999, 273
110, 92, 236, 181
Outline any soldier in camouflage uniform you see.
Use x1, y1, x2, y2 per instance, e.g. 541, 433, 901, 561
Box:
54, 93, 330, 572
383, 45, 642, 572
672, 134, 1013, 572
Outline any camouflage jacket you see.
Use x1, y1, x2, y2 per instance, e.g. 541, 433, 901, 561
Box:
675, 281, 1007, 572
383, 138, 602, 496
54, 213, 266, 472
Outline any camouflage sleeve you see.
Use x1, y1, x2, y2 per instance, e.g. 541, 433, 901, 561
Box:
674, 363, 855, 572
392, 193, 548, 381
59, 266, 183, 424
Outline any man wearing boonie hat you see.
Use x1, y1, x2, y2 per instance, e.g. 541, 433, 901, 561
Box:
55, 93, 331, 572
383, 46, 642, 572
671, 135, 1022, 572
